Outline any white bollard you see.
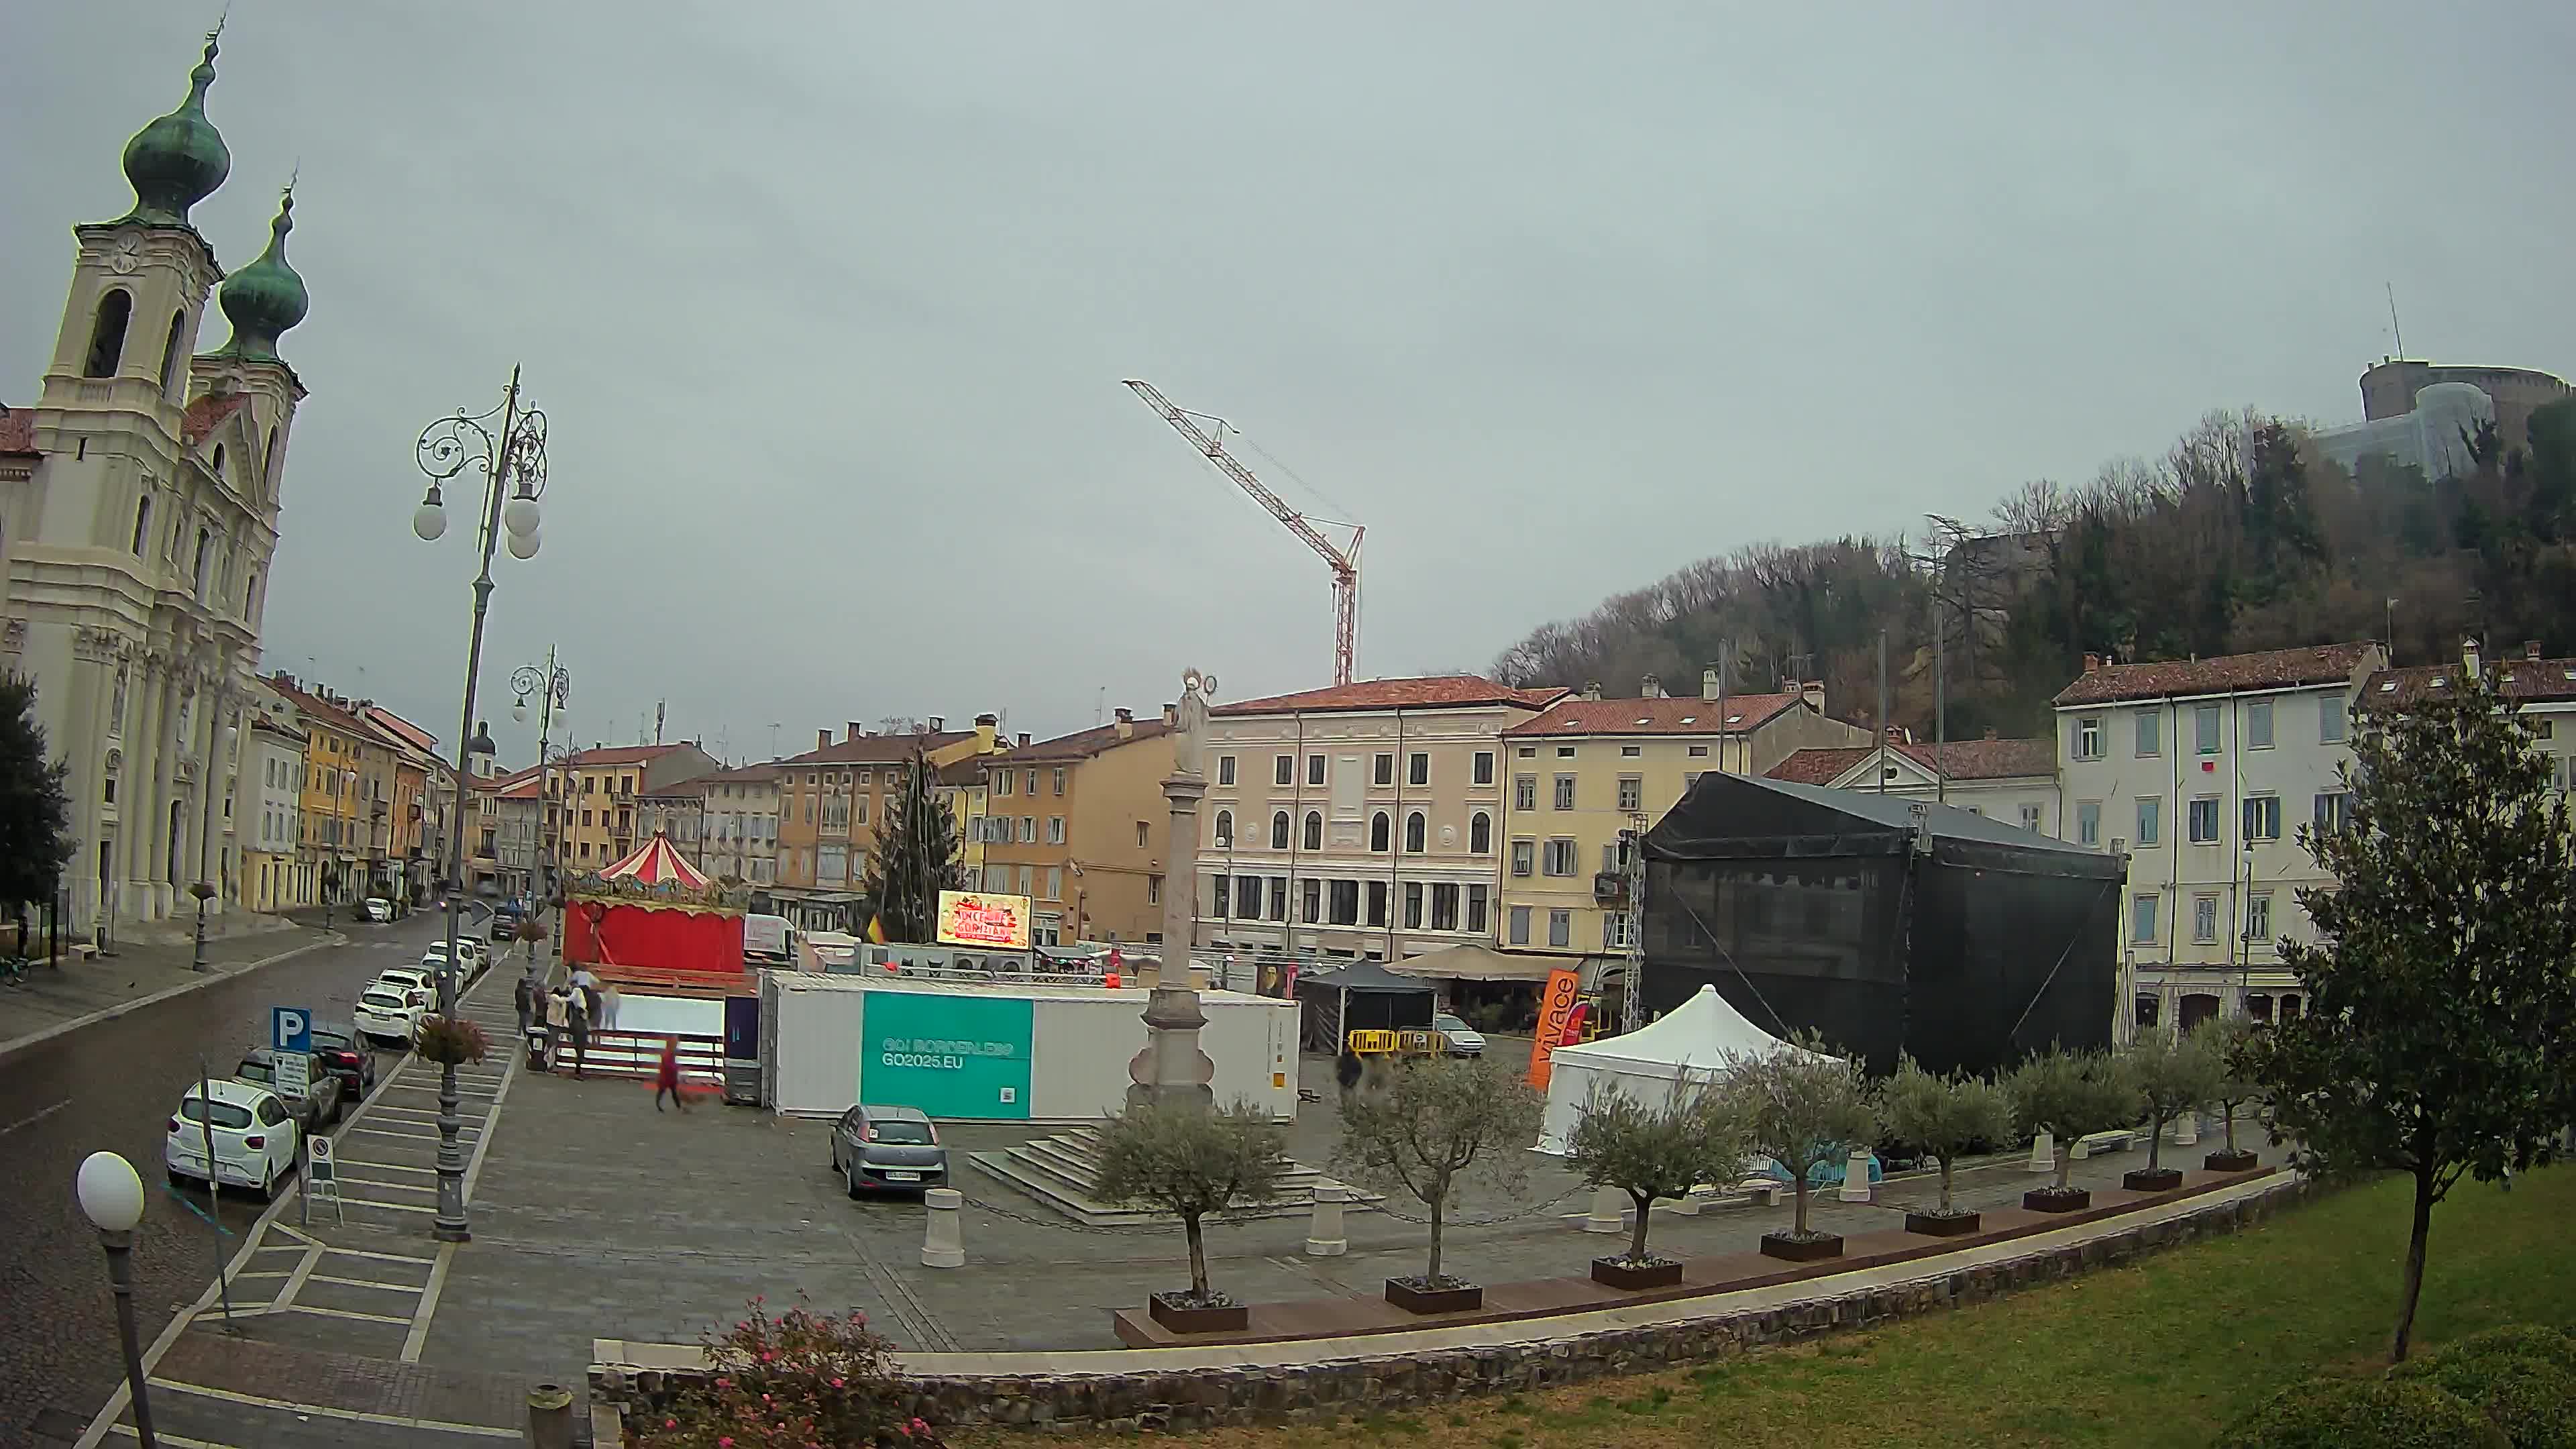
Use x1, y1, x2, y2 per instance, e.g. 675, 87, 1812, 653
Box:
921, 1187, 965, 1269
2173, 1111, 2199, 1147
1668, 1185, 1703, 1217
1837, 1148, 1874, 1202
1303, 1183, 1350, 1256
1583, 1185, 1626, 1234
2027, 1130, 2055, 1173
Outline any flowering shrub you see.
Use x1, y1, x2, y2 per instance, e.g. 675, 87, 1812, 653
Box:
413, 1014, 490, 1066
631, 1296, 940, 1449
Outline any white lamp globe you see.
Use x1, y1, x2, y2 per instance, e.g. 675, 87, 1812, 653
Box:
506, 528, 540, 561
76, 1150, 145, 1232
502, 494, 541, 538
412, 500, 448, 542
513, 699, 528, 724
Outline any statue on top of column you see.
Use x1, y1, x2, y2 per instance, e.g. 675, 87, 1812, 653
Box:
1173, 668, 1217, 778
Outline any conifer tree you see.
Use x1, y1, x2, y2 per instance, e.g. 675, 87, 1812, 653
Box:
0, 674, 73, 916
857, 746, 962, 944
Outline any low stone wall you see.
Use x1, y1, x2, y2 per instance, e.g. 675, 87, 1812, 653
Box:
594, 1176, 2314, 1434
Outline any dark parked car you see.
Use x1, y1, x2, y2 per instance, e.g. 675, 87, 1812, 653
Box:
490, 906, 523, 944
306, 1023, 377, 1099
233, 1046, 344, 1134
829, 1104, 948, 1196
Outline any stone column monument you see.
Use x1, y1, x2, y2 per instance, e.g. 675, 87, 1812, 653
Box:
1127, 669, 1218, 1112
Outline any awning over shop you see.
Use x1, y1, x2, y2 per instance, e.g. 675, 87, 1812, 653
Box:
1385, 943, 1566, 984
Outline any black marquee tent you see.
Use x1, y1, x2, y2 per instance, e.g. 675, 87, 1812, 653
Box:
1640, 773, 2123, 1077
1294, 959, 1438, 1053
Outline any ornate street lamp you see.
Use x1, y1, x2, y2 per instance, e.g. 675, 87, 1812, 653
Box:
76, 1150, 157, 1447
410, 367, 548, 1243
512, 651, 570, 908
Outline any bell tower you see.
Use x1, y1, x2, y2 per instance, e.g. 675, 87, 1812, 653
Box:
34, 26, 231, 519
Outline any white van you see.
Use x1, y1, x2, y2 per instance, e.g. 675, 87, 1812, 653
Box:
743, 913, 796, 967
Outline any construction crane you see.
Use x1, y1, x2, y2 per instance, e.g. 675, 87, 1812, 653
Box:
1125, 379, 1363, 687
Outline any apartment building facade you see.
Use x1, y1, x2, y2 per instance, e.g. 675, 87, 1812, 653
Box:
1192, 676, 1566, 962
2053, 643, 2384, 1034
1767, 733, 2059, 833
771, 717, 1002, 930
258, 675, 393, 904
2365, 639, 2576, 790
239, 716, 307, 913
979, 708, 1176, 947
551, 742, 721, 876
694, 763, 782, 889
1495, 678, 1870, 971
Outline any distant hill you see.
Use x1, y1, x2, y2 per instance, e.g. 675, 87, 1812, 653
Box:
1491, 400, 2576, 739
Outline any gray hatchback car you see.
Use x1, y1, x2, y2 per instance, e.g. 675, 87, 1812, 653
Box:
829, 1104, 948, 1196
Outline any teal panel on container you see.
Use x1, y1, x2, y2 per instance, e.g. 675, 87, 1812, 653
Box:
860, 990, 1034, 1120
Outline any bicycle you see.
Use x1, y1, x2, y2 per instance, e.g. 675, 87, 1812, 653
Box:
0, 955, 32, 989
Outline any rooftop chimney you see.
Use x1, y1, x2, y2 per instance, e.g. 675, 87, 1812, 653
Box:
1016, 732, 1031, 748
1984, 727, 1999, 740
1702, 666, 1721, 702
1801, 680, 1825, 711
1162, 702, 1177, 727
817, 729, 831, 751
928, 716, 945, 732
2082, 652, 2102, 674
975, 714, 998, 752
2463, 637, 2482, 676
2526, 639, 2543, 661
1114, 707, 1134, 739
847, 721, 865, 742
1640, 674, 1664, 699
1583, 681, 1603, 702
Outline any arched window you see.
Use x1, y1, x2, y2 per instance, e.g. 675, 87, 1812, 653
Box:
1405, 811, 1427, 853
193, 527, 213, 595
243, 570, 258, 616
158, 310, 187, 394
211, 444, 225, 482
1370, 812, 1390, 852
1302, 810, 1322, 851
85, 290, 132, 378
1269, 811, 1289, 850
1214, 809, 1233, 847
129, 495, 152, 555
264, 425, 280, 491
1470, 810, 1492, 854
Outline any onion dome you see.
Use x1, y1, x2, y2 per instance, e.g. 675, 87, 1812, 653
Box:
119, 32, 231, 227
209, 190, 309, 365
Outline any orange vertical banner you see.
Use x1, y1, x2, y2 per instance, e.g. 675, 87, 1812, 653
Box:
1526, 968, 1582, 1090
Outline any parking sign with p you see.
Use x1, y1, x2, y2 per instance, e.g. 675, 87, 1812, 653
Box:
272, 1006, 311, 1054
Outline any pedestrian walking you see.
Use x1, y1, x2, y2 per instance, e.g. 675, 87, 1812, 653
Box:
564, 987, 590, 1079
598, 980, 621, 1032
513, 970, 538, 1040
654, 1036, 688, 1112
1336, 1046, 1364, 1099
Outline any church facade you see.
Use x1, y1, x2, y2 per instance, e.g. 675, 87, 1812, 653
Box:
1, 30, 313, 932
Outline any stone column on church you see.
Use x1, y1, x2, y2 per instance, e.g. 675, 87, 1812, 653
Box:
136, 660, 178, 920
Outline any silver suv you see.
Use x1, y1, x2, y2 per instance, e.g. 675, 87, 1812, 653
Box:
829, 1104, 948, 1196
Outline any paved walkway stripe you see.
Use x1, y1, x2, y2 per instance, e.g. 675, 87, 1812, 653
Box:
347, 1125, 482, 1143
321, 1244, 437, 1266
343, 1196, 438, 1214
336, 1173, 439, 1195
311, 1273, 424, 1293
280, 1303, 413, 1326
145, 1379, 521, 1438
330, 1157, 438, 1175
110, 1425, 239, 1448
402, 1242, 458, 1362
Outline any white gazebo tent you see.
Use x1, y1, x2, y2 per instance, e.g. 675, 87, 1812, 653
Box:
1535, 984, 1836, 1154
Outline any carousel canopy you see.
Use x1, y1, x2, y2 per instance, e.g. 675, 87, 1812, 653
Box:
596, 831, 711, 890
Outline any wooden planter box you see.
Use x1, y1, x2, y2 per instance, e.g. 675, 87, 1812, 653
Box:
1146, 1292, 1247, 1335
2122, 1167, 2184, 1193
1383, 1277, 1483, 1315
2024, 1188, 2092, 1214
1759, 1231, 1844, 1263
1904, 1210, 1981, 1237
2204, 1148, 2261, 1173
1590, 1256, 1685, 1290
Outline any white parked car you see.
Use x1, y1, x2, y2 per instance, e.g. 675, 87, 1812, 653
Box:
422, 938, 487, 977
362, 897, 394, 923
354, 983, 425, 1045
166, 1078, 299, 1200
1432, 1012, 1487, 1058
373, 967, 435, 1010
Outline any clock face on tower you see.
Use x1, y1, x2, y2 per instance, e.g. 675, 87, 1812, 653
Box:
109, 235, 144, 274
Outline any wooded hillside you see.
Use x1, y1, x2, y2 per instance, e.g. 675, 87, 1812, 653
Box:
1491, 399, 2576, 740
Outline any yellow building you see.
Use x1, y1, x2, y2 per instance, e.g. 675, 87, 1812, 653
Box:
978, 708, 1177, 947
257, 674, 384, 906
1495, 677, 1868, 971
553, 743, 722, 875
936, 757, 991, 892
771, 716, 1004, 930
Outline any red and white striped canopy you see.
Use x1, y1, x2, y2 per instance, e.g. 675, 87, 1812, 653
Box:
595, 831, 711, 890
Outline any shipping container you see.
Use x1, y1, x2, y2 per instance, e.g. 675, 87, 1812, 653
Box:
762, 973, 1296, 1122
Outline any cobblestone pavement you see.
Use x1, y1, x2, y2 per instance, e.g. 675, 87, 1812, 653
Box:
0, 909, 483, 1448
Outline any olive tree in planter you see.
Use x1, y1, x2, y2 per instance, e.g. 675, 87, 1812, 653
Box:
1724, 1032, 1876, 1263
1880, 1055, 2013, 1236
2005, 1047, 2139, 1212
1092, 1099, 1288, 1334
2198, 1018, 2264, 1172
1334, 1053, 1543, 1313
1563, 1077, 1746, 1288
2121, 1026, 2222, 1191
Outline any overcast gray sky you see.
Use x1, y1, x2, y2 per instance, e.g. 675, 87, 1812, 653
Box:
8, 2, 2571, 765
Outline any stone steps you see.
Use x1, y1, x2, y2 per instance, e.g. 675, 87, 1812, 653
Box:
965, 1126, 1380, 1228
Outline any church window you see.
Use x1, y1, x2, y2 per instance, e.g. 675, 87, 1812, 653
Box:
264, 425, 280, 489
129, 496, 152, 555
244, 570, 258, 616
211, 444, 225, 482
194, 527, 213, 596
85, 290, 131, 378
158, 311, 186, 394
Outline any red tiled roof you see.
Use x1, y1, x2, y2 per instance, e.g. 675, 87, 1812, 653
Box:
565, 744, 690, 767
2363, 655, 2576, 708
0, 406, 36, 455
2052, 643, 2380, 707
1002, 718, 1174, 762
471, 765, 540, 794
261, 676, 370, 737
180, 392, 250, 446
1503, 693, 1803, 738
1768, 737, 2056, 786
693, 762, 782, 786
1214, 676, 1568, 717
776, 731, 973, 767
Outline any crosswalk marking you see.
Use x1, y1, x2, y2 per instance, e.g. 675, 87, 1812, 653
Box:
146, 1379, 520, 1438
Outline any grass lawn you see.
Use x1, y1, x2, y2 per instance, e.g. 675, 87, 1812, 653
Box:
997, 1165, 2574, 1449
